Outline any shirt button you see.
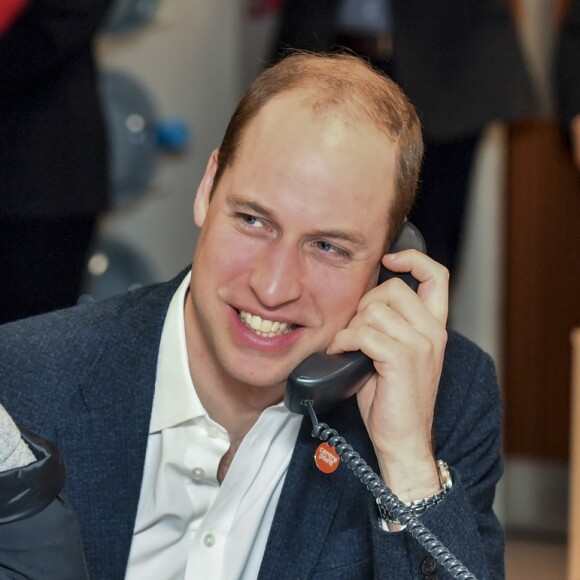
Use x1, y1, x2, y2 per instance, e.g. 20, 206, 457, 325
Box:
203, 533, 216, 548
192, 467, 205, 481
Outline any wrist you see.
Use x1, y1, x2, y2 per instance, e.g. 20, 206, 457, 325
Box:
377, 460, 453, 527
377, 451, 439, 503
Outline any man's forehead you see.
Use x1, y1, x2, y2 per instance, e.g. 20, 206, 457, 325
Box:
237, 89, 393, 163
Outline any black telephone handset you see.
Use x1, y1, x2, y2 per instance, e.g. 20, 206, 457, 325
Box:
284, 222, 426, 415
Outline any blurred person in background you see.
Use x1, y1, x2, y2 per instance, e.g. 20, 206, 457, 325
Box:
555, 0, 580, 171
0, 0, 112, 325
271, 0, 536, 282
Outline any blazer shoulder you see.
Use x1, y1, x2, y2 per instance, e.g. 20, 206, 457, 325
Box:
443, 330, 496, 377
435, 331, 501, 436
0, 270, 187, 352
0, 271, 188, 414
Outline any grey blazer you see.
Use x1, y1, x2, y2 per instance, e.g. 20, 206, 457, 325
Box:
0, 271, 503, 579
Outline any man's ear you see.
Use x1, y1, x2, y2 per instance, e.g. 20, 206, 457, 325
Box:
194, 149, 219, 227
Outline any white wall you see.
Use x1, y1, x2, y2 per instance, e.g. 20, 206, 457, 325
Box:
96, 0, 242, 281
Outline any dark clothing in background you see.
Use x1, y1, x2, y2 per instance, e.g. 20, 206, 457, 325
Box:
555, 0, 580, 127
0, 216, 97, 322
0, 0, 112, 324
410, 133, 481, 272
271, 0, 536, 275
0, 430, 89, 580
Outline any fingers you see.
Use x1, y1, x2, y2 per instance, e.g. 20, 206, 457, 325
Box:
328, 250, 448, 471
380, 249, 449, 326
327, 295, 445, 366
326, 249, 448, 358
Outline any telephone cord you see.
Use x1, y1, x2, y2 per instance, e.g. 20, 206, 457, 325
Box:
307, 404, 478, 580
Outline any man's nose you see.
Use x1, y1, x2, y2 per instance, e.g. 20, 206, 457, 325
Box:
249, 243, 304, 308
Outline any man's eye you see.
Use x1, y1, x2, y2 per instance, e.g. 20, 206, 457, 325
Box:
239, 214, 264, 228
315, 240, 349, 258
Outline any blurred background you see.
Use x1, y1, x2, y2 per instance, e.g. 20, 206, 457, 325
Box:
2, 0, 580, 577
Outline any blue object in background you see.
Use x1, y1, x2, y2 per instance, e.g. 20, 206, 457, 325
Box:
157, 118, 190, 152
99, 70, 191, 207
102, 0, 160, 35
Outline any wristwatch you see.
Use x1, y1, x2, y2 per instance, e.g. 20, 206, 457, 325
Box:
377, 460, 452, 524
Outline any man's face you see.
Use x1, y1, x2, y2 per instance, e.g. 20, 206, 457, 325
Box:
187, 91, 397, 394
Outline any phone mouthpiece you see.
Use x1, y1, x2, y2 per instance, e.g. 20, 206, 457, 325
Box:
284, 351, 375, 415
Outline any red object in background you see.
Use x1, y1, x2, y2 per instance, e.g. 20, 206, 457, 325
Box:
248, 0, 283, 18
0, 0, 29, 36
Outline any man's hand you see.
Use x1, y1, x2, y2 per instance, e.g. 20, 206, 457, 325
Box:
326, 250, 449, 503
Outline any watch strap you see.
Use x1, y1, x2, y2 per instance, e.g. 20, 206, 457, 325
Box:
377, 460, 452, 524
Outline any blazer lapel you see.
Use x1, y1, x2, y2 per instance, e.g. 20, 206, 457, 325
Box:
58, 274, 185, 578
259, 398, 375, 579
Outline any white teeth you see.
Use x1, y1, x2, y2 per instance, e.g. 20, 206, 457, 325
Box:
238, 311, 294, 337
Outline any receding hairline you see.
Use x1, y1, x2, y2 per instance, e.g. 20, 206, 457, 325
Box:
213, 51, 424, 249
258, 52, 411, 140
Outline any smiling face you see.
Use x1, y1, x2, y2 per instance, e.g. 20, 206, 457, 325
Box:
186, 90, 397, 400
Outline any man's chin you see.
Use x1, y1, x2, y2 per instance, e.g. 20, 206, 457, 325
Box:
221, 339, 329, 393
225, 358, 298, 392
236, 370, 291, 392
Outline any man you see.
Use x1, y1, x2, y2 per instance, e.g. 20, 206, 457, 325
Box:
0, 53, 503, 579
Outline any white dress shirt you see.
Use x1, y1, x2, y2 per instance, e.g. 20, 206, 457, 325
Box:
125, 273, 303, 579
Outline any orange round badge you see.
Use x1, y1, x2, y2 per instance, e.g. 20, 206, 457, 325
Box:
314, 442, 340, 474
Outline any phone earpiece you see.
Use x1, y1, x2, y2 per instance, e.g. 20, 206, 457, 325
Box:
378, 222, 427, 292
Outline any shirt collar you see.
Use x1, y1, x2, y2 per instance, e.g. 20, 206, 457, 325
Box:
150, 272, 207, 433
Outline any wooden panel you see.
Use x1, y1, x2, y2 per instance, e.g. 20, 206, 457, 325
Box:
505, 120, 580, 459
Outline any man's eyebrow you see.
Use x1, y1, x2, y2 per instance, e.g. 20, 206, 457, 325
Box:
310, 228, 367, 247
227, 194, 276, 220
226, 193, 369, 247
